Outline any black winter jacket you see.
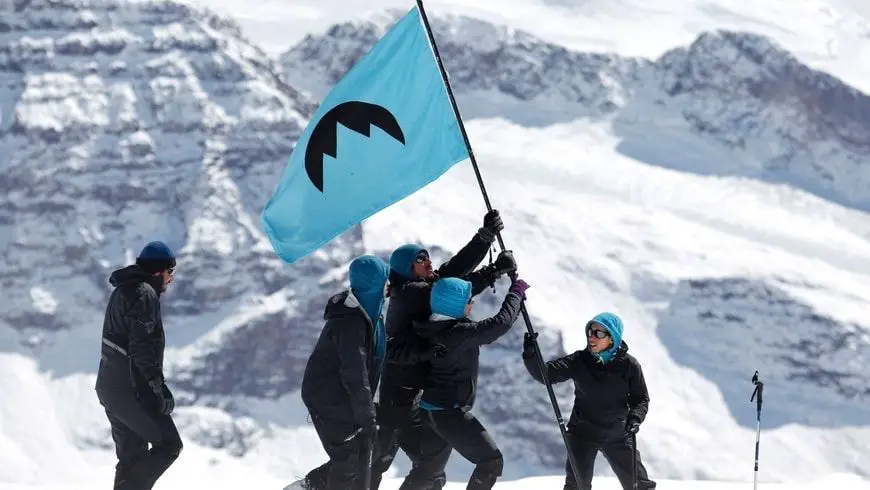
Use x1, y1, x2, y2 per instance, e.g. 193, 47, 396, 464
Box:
414, 291, 523, 411
381, 233, 501, 397
523, 342, 650, 441
95, 265, 167, 400
301, 290, 381, 428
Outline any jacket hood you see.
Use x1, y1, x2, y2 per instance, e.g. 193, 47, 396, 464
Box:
587, 311, 624, 364
109, 264, 163, 293
348, 255, 389, 327
349, 255, 389, 295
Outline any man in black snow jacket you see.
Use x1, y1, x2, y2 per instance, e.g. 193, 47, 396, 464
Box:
411, 275, 529, 490
371, 210, 519, 490
522, 312, 656, 490
95, 241, 183, 490
290, 255, 391, 490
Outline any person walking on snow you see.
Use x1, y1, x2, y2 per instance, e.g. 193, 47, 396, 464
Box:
522, 312, 656, 490
372, 210, 518, 490
410, 274, 530, 490
287, 254, 401, 490
95, 240, 183, 490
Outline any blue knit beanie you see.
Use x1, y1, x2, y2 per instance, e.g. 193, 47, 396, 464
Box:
430, 277, 472, 319
136, 241, 176, 273
389, 243, 426, 279
588, 312, 624, 363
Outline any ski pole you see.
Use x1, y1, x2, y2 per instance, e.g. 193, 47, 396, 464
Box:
750, 371, 764, 490
359, 431, 374, 490
631, 432, 638, 490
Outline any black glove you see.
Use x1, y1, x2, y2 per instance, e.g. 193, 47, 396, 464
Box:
149, 379, 175, 415
626, 419, 640, 434
492, 250, 517, 277
522, 332, 538, 358
359, 420, 378, 441
477, 209, 504, 242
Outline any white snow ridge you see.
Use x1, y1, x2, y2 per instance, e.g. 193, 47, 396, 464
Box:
1, 0, 870, 489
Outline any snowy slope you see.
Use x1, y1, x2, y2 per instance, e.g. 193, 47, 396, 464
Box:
2, 0, 870, 488
358, 118, 870, 483
1, 467, 868, 490
0, 469, 869, 490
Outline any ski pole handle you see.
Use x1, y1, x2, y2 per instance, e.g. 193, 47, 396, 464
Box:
750, 371, 763, 412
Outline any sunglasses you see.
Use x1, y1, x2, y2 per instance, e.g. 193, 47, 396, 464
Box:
167, 268, 176, 276
414, 254, 430, 264
587, 328, 609, 339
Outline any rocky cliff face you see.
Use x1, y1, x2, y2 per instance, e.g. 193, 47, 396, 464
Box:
646, 30, 870, 208
281, 9, 645, 118
659, 276, 870, 429
0, 0, 353, 402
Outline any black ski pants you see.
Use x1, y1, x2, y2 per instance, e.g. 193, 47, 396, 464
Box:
421, 408, 503, 490
305, 414, 373, 490
372, 387, 449, 490
563, 430, 656, 490
98, 389, 183, 490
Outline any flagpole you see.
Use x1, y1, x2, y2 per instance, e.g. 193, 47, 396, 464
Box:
414, 1, 582, 487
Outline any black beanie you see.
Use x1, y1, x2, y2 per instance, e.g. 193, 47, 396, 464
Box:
136, 241, 176, 273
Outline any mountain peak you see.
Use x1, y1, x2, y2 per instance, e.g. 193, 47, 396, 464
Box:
5, 0, 245, 38
280, 9, 642, 120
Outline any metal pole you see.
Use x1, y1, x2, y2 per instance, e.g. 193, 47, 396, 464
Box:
750, 371, 764, 490
414, 2, 581, 487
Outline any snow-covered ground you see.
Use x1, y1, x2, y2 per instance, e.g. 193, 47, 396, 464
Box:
3, 115, 869, 487
1, 473, 869, 490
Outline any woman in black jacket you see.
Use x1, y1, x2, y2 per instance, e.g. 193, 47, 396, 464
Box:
412, 274, 530, 490
523, 312, 656, 490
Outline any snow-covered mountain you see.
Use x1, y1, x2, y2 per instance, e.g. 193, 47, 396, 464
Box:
0, 0, 369, 480
280, 10, 870, 211
186, 0, 870, 96
0, 0, 572, 483
2, 0, 870, 488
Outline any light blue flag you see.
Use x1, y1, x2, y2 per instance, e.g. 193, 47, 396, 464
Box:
261, 5, 470, 263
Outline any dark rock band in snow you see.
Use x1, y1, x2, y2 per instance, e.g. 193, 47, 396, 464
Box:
94, 211, 655, 490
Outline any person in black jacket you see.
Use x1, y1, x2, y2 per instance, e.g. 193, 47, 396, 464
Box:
371, 210, 518, 490
522, 312, 656, 490
412, 275, 529, 490
95, 241, 183, 490
288, 255, 392, 490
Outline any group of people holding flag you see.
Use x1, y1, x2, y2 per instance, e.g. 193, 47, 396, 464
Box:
258, 2, 657, 489
92, 0, 659, 488
287, 209, 656, 490
91, 2, 658, 487
293, 209, 523, 490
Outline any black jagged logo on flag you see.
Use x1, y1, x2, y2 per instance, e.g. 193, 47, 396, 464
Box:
304, 101, 406, 192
